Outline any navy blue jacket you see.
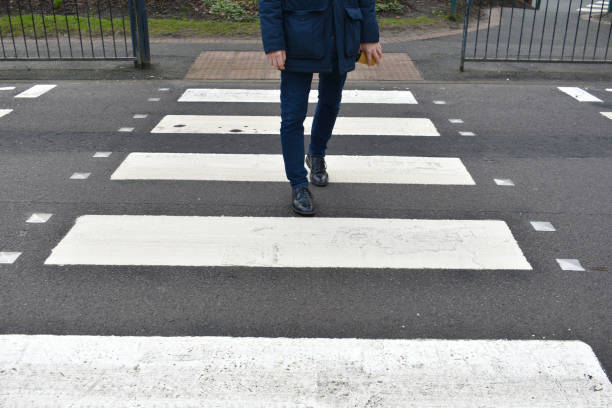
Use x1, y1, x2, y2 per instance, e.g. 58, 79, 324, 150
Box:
259, 0, 379, 74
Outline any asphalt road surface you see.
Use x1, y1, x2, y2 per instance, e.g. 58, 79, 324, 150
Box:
0, 79, 611, 405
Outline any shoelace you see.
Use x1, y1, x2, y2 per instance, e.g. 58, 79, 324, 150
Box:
297, 186, 312, 200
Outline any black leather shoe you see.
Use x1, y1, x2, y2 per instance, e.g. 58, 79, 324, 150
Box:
292, 186, 315, 216
305, 154, 328, 186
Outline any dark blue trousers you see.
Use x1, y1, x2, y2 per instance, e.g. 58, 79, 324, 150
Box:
279, 36, 348, 189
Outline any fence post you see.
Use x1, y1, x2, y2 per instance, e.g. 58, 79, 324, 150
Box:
128, 0, 151, 68
450, 0, 458, 21
460, 0, 472, 71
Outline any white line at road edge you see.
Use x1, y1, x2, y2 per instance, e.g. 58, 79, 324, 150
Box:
14, 84, 57, 98
558, 87, 603, 102
178, 88, 418, 104
44, 216, 531, 269
110, 153, 476, 185
151, 115, 440, 136
0, 335, 610, 406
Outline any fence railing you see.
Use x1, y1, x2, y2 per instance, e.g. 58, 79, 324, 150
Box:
461, 0, 612, 70
0, 0, 150, 66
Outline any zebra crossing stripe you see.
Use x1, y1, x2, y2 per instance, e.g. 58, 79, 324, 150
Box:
14, 84, 57, 98
151, 115, 440, 136
44, 216, 531, 269
0, 109, 13, 118
1, 335, 610, 406
110, 153, 476, 185
558, 87, 603, 102
178, 88, 418, 104
600, 112, 612, 120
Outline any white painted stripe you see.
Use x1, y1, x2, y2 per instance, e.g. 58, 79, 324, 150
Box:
1, 335, 609, 406
606, 88, 612, 92
433, 100, 447, 104
0, 86, 16, 90
133, 114, 148, 119
530, 221, 556, 232
148, 97, 160, 102
118, 127, 134, 132
178, 88, 418, 104
110, 153, 476, 185
600, 112, 612, 120
45, 216, 531, 269
70, 172, 90, 180
558, 87, 603, 102
0, 252, 21, 264
495, 178, 515, 186
151, 115, 440, 136
14, 84, 56, 98
449, 118, 464, 124
93, 151, 112, 158
557, 258, 586, 271
0, 109, 13, 118
459, 131, 476, 136
26, 213, 53, 223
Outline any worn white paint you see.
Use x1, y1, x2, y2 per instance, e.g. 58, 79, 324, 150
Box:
0, 252, 21, 264
178, 88, 418, 104
600, 112, 612, 120
158, 88, 170, 91
0, 109, 12, 118
93, 152, 112, 158
0, 86, 16, 91
558, 87, 603, 102
110, 153, 476, 185
45, 216, 531, 269
557, 259, 586, 271
459, 131, 476, 136
433, 100, 447, 105
530, 221, 556, 232
26, 213, 53, 223
133, 114, 148, 119
14, 84, 56, 98
449, 119, 464, 124
70, 172, 91, 180
118, 127, 135, 132
495, 178, 515, 186
0, 335, 610, 406
148, 98, 160, 102
151, 115, 440, 136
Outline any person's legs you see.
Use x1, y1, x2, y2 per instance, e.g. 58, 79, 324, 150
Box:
280, 69, 313, 189
308, 58, 347, 157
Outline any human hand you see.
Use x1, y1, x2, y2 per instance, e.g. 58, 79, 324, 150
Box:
266, 50, 286, 70
359, 42, 382, 66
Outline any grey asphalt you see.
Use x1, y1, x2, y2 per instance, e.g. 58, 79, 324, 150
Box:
0, 79, 610, 382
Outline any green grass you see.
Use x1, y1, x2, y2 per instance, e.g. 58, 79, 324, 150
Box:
1, 14, 446, 39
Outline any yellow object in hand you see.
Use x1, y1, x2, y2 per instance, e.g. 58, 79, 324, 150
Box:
357, 51, 377, 66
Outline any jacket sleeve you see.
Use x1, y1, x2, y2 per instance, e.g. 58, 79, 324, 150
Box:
358, 0, 379, 43
259, 0, 286, 53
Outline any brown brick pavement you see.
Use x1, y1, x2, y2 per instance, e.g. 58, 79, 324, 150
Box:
184, 51, 422, 81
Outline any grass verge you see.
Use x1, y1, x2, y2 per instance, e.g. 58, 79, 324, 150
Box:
0, 14, 450, 39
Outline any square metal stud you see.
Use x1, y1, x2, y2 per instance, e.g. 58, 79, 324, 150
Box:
530, 221, 556, 231
26, 213, 53, 223
93, 152, 112, 158
70, 172, 91, 179
0, 252, 21, 264
459, 131, 476, 136
556, 259, 585, 271
494, 178, 515, 186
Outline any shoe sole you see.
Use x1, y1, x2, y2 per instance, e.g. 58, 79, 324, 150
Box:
292, 206, 316, 216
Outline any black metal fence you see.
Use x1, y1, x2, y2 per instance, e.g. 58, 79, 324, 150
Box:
461, 0, 612, 70
0, 0, 150, 66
